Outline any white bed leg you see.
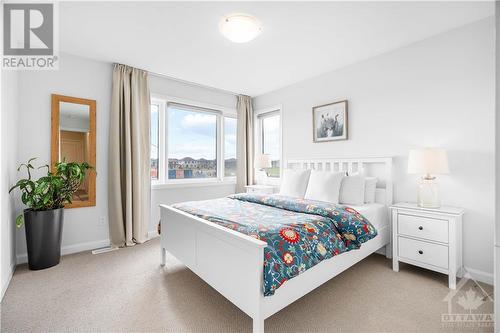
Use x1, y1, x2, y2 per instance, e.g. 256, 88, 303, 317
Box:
252, 317, 264, 333
160, 246, 166, 267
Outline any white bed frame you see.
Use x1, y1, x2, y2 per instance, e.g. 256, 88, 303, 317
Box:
160, 157, 393, 332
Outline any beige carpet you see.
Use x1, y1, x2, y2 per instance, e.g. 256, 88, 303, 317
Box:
1, 238, 493, 333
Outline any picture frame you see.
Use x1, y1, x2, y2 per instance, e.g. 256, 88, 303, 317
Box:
312, 100, 348, 142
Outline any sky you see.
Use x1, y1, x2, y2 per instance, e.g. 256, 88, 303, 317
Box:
151, 106, 237, 160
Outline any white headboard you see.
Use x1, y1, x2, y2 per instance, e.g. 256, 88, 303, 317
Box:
285, 157, 393, 206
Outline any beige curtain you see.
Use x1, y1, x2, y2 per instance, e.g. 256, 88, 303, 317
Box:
236, 95, 254, 193
108, 64, 151, 247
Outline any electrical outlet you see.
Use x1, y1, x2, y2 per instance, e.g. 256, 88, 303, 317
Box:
98, 216, 106, 227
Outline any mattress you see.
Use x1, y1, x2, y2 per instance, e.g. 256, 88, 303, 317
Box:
347, 203, 388, 229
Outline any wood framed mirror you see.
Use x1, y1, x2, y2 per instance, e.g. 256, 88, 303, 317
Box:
51, 94, 96, 208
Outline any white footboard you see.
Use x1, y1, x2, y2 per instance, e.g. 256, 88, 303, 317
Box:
160, 205, 266, 331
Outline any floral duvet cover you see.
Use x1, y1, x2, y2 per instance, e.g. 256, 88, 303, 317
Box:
172, 193, 377, 296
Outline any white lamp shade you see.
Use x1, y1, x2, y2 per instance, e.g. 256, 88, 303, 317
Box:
407, 148, 450, 175
255, 154, 272, 169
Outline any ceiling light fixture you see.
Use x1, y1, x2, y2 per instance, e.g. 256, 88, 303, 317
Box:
219, 13, 262, 43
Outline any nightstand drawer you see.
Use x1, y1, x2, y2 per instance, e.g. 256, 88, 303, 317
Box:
398, 213, 448, 243
398, 237, 448, 269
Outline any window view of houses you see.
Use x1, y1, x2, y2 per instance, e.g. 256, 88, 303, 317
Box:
150, 104, 237, 180
150, 157, 236, 180
168, 157, 216, 179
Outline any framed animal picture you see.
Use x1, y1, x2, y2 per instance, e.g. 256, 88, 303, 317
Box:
312, 100, 348, 142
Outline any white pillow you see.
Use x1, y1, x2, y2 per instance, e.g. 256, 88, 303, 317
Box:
339, 173, 366, 205
364, 177, 377, 204
279, 169, 311, 198
304, 170, 345, 203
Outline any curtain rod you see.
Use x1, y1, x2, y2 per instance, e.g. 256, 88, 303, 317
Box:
148, 71, 242, 97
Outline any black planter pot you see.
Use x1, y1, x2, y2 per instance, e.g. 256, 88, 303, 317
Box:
24, 208, 64, 270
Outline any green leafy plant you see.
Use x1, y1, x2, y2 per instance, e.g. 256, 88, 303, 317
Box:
8, 158, 93, 227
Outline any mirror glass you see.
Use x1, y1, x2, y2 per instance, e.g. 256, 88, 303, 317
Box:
51, 95, 96, 208
59, 102, 91, 201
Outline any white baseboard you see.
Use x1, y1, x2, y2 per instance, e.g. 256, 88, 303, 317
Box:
16, 231, 159, 264
1, 262, 15, 301
16, 239, 110, 265
463, 266, 494, 285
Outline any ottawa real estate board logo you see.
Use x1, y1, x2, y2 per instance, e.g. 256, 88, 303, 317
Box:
2, 2, 58, 70
442, 272, 494, 329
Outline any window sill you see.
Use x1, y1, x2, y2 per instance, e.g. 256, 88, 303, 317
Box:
152, 179, 236, 190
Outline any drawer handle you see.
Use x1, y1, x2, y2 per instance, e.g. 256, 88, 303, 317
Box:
418, 250, 423, 255
418, 226, 423, 230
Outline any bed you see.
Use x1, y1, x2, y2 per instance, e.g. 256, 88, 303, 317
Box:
160, 157, 393, 332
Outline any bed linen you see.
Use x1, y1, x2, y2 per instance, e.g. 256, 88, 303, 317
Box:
172, 193, 377, 296
348, 203, 388, 229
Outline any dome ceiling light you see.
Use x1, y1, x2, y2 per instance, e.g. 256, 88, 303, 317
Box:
219, 13, 262, 43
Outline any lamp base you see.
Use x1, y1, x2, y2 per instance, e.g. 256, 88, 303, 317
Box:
417, 177, 441, 208
255, 169, 268, 185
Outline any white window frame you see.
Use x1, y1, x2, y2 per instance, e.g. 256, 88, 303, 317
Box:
151, 94, 237, 188
150, 102, 161, 182
254, 105, 283, 186
223, 115, 238, 178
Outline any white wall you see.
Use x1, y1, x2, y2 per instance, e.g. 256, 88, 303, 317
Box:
14, 53, 237, 262
494, 2, 499, 329
1, 70, 19, 299
254, 18, 495, 282
15, 54, 112, 262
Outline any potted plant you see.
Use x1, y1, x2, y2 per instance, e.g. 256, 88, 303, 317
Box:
9, 158, 92, 270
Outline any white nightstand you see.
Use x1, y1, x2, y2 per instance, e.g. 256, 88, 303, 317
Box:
391, 202, 464, 289
245, 185, 276, 194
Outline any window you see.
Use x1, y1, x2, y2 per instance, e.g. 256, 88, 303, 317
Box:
257, 110, 281, 179
150, 104, 159, 180
167, 105, 217, 180
224, 117, 237, 177
150, 96, 237, 184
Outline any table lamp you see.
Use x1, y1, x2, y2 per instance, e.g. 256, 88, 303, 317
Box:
407, 148, 449, 208
255, 154, 272, 171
